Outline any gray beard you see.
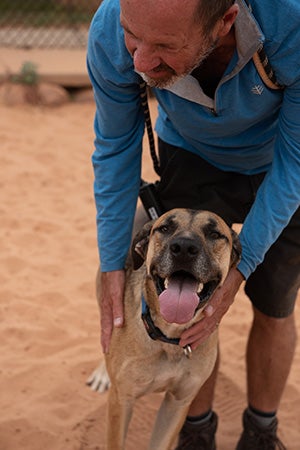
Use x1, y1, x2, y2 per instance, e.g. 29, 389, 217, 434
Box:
138, 37, 218, 89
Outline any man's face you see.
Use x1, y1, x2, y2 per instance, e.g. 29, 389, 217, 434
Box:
120, 0, 218, 88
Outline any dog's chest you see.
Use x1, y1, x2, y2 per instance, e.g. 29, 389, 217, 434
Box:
151, 356, 192, 392
120, 349, 201, 398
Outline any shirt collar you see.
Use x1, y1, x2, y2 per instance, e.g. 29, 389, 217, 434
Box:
164, 0, 264, 105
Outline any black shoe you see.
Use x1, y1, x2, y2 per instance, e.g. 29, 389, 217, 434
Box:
174, 411, 218, 450
236, 409, 286, 450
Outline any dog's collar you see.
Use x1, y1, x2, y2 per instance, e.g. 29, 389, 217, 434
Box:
141, 295, 192, 358
141, 295, 180, 345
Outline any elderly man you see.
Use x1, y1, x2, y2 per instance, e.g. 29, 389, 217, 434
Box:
87, 0, 300, 448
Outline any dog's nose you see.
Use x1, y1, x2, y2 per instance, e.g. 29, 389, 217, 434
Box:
170, 236, 200, 259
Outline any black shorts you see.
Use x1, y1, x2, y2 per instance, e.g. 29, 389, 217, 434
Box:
156, 139, 300, 318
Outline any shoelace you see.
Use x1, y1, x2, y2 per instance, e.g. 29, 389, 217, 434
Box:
250, 429, 287, 450
176, 419, 217, 449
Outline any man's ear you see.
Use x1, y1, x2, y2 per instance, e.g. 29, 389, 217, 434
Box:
216, 3, 239, 38
131, 220, 155, 270
230, 228, 242, 268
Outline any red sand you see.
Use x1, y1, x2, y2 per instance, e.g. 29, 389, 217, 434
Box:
0, 99, 299, 449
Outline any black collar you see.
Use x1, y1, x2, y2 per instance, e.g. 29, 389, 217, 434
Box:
142, 304, 180, 346
141, 296, 192, 357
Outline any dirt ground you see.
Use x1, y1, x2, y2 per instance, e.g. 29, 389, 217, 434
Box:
0, 99, 299, 449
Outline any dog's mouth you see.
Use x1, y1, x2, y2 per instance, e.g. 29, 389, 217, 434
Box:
153, 270, 220, 324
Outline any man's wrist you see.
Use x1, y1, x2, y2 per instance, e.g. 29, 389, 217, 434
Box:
235, 267, 245, 282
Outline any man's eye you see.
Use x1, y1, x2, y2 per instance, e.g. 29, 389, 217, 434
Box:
158, 44, 177, 51
124, 29, 135, 38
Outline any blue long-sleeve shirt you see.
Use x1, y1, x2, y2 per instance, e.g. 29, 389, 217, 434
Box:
87, 0, 300, 279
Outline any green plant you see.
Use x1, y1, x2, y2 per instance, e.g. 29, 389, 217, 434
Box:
11, 61, 39, 86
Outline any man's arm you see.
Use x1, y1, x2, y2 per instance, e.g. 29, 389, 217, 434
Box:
99, 270, 126, 354
238, 81, 300, 279
87, 1, 145, 351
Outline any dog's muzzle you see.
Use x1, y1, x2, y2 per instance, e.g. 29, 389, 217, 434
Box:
153, 271, 220, 324
150, 234, 222, 324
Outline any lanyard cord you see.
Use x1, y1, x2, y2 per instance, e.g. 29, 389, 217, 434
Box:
139, 81, 161, 176
244, 0, 284, 90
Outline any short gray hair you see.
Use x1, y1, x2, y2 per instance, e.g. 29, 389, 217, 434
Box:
194, 0, 236, 31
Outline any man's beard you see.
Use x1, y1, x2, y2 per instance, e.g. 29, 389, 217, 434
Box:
138, 36, 218, 89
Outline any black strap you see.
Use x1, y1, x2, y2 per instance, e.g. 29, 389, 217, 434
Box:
141, 300, 192, 357
139, 81, 161, 176
141, 301, 180, 346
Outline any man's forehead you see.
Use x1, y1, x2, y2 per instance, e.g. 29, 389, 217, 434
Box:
120, 0, 199, 23
120, 0, 200, 43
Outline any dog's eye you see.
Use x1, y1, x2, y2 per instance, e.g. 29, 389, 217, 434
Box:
208, 230, 223, 240
155, 218, 177, 234
158, 225, 169, 233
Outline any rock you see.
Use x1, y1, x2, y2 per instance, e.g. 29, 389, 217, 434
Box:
0, 82, 29, 106
37, 82, 70, 106
0, 81, 70, 106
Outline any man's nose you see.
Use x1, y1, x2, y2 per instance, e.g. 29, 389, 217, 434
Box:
133, 45, 161, 74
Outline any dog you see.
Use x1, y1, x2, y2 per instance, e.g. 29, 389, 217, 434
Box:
91, 208, 241, 450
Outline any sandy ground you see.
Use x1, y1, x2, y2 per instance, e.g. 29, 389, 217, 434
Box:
0, 98, 299, 450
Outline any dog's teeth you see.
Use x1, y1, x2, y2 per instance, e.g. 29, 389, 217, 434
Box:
164, 278, 169, 289
197, 283, 204, 293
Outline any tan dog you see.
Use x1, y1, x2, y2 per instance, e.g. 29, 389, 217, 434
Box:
99, 208, 241, 450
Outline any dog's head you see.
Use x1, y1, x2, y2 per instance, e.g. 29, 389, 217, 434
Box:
132, 208, 241, 327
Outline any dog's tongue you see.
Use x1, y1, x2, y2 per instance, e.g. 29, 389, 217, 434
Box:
159, 276, 199, 324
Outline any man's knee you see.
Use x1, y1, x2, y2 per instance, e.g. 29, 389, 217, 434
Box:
252, 306, 297, 342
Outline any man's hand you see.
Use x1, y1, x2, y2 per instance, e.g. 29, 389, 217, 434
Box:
99, 270, 126, 354
179, 268, 244, 350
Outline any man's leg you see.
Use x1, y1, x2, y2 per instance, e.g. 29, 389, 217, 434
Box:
187, 352, 219, 416
186, 308, 297, 404
235, 307, 297, 450
174, 353, 219, 450
237, 204, 300, 449
246, 307, 297, 412
175, 308, 297, 450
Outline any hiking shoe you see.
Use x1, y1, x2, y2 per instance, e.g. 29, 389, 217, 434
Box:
174, 411, 218, 450
236, 409, 286, 450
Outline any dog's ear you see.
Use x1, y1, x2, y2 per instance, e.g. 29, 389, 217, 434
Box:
230, 228, 242, 268
131, 220, 155, 270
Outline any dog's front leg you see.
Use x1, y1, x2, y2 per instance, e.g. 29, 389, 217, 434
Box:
106, 386, 134, 450
148, 390, 192, 450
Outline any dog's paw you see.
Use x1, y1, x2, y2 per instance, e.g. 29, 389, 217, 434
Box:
86, 360, 110, 393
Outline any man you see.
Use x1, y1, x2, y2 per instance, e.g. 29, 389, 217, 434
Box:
87, 0, 300, 448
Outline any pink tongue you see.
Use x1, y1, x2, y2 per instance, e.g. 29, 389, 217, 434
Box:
159, 276, 199, 324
